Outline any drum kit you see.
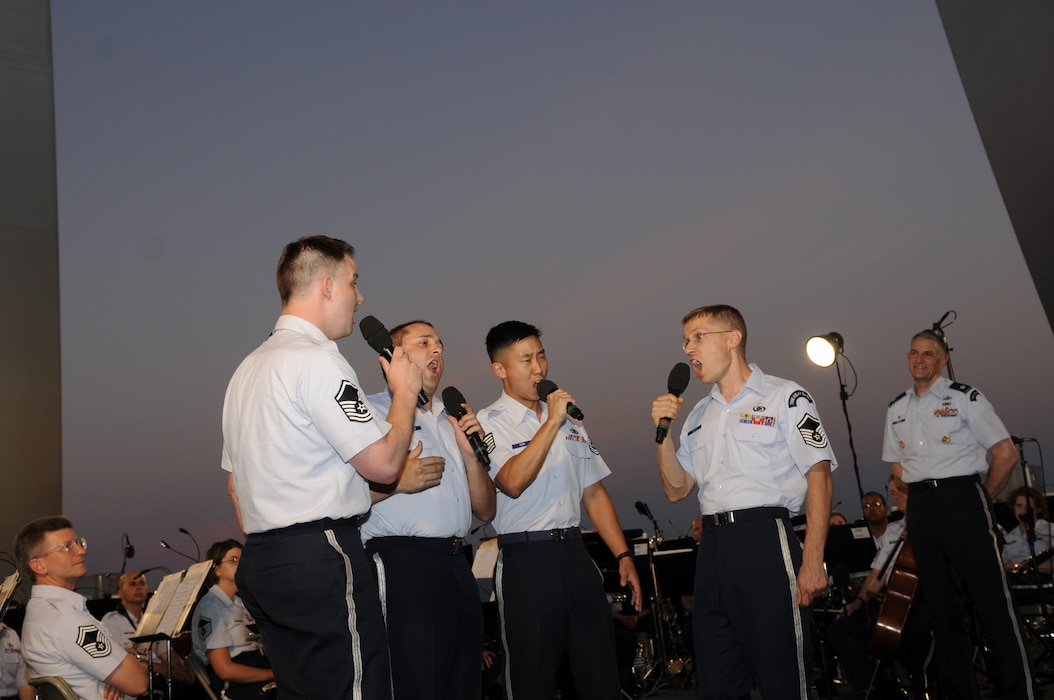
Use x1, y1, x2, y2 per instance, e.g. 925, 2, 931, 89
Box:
585, 514, 697, 697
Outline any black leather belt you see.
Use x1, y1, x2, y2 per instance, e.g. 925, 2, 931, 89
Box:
365, 535, 467, 555
497, 527, 582, 547
701, 507, 789, 528
252, 514, 366, 539
908, 474, 980, 492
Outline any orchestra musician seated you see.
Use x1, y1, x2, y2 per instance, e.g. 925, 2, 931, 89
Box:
191, 540, 275, 700
100, 569, 195, 694
828, 477, 932, 699
1001, 486, 1054, 575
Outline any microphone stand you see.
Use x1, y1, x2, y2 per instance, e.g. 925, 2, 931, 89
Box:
179, 528, 201, 561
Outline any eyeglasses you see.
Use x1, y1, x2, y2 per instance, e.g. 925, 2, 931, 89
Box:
862, 500, 886, 510
682, 330, 732, 352
34, 537, 88, 558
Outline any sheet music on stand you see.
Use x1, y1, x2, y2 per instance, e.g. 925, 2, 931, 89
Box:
132, 560, 211, 653
0, 571, 19, 621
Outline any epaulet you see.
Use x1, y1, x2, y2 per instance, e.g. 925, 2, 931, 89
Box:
949, 381, 974, 394
888, 391, 907, 407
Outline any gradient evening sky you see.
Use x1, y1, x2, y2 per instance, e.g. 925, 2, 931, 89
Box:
46, 2, 1053, 581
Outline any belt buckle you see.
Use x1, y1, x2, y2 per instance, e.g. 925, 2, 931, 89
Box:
924, 479, 939, 490
716, 512, 733, 526
550, 528, 568, 541
451, 538, 464, 555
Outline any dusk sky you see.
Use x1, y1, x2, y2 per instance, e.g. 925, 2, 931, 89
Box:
45, 2, 1053, 583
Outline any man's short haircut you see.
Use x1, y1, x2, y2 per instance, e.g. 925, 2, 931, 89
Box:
681, 304, 748, 353
117, 569, 146, 591
910, 329, 948, 354
14, 515, 73, 581
276, 236, 355, 303
390, 320, 435, 346
486, 321, 541, 361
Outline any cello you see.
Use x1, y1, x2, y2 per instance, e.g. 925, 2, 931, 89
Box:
867, 536, 921, 660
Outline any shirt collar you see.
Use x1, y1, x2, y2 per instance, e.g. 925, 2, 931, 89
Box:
910, 374, 950, 401
500, 390, 547, 425
708, 363, 764, 404
31, 584, 86, 608
274, 314, 330, 344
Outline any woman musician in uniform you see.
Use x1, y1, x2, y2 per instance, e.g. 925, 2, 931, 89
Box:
1001, 486, 1054, 575
191, 539, 275, 700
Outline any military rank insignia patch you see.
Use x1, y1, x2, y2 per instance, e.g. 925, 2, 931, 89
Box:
77, 625, 111, 659
796, 414, 828, 448
335, 380, 373, 423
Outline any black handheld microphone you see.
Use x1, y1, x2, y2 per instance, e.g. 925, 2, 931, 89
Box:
1012, 436, 1036, 445
536, 380, 584, 420
159, 540, 197, 563
635, 500, 654, 520
359, 315, 428, 407
442, 386, 491, 469
656, 362, 691, 444
179, 527, 201, 561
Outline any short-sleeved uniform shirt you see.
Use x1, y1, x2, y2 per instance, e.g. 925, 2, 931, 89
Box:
361, 391, 473, 539
192, 585, 262, 665
21, 585, 127, 700
221, 315, 391, 533
675, 364, 837, 515
478, 391, 610, 533
882, 375, 1010, 482
0, 623, 28, 697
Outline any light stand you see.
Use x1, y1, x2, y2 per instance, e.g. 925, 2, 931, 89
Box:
806, 332, 864, 502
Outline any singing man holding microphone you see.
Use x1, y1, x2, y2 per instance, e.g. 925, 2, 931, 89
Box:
477, 320, 642, 699
651, 304, 835, 699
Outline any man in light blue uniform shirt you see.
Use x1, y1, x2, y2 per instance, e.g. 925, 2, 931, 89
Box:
652, 304, 835, 699
222, 235, 422, 700
479, 320, 642, 699
361, 320, 495, 700
15, 516, 148, 700
884, 328, 1036, 699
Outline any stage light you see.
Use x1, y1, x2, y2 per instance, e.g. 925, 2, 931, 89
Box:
806, 332, 844, 368
804, 331, 862, 501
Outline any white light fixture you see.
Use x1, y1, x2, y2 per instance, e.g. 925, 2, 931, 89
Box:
806, 332, 844, 368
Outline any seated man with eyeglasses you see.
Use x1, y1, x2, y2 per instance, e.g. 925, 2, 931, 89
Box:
861, 491, 894, 549
14, 515, 148, 700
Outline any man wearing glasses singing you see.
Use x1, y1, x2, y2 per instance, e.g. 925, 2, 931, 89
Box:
14, 515, 148, 699
651, 304, 836, 699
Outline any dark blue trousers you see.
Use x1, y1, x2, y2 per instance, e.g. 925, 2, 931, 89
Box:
693, 515, 812, 699
369, 539, 483, 700
908, 478, 1037, 700
238, 518, 392, 700
496, 539, 621, 699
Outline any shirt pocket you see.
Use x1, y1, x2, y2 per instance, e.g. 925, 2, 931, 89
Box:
730, 422, 780, 473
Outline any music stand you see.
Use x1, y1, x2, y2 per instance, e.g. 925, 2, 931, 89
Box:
824, 524, 878, 578
130, 561, 211, 700
0, 571, 18, 622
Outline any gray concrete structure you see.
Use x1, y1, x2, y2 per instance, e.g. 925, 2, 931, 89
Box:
936, 1, 1054, 334
0, 1, 62, 557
